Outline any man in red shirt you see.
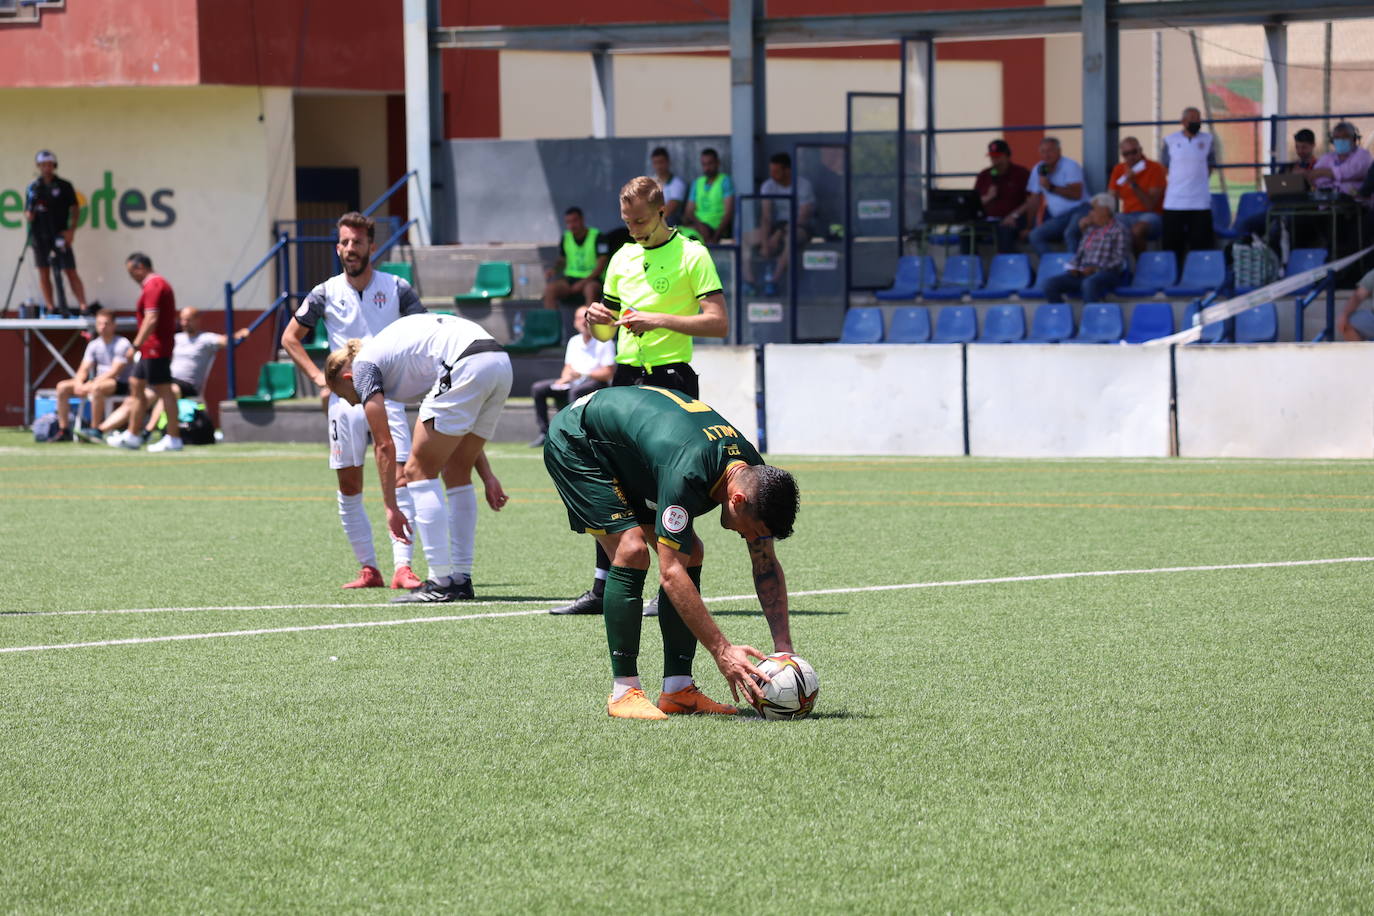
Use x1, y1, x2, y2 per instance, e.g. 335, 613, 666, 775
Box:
111, 252, 182, 451
973, 139, 1030, 252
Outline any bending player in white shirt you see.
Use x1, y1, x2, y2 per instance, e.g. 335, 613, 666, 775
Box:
325, 313, 513, 603
281, 212, 426, 590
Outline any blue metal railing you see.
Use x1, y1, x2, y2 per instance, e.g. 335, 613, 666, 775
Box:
224, 171, 419, 398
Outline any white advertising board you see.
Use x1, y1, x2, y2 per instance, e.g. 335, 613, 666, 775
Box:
763, 344, 965, 455
694, 345, 759, 448
1176, 344, 1374, 458
966, 343, 1172, 457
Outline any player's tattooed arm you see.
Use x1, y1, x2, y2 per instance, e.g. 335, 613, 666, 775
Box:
748, 537, 793, 653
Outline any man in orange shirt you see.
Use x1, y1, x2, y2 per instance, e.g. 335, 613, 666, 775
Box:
1067, 136, 1166, 255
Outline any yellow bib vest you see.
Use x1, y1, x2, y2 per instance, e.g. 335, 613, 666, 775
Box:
562, 227, 600, 279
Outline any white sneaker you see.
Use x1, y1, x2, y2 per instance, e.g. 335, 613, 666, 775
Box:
147, 436, 183, 453
106, 430, 128, 448
118, 431, 142, 450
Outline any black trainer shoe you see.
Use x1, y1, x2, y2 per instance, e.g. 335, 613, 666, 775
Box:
452, 575, 475, 600
549, 589, 603, 615
74, 426, 104, 444
52, 426, 73, 442
391, 579, 463, 604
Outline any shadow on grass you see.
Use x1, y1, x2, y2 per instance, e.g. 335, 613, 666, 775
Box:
710, 608, 847, 617
736, 708, 874, 722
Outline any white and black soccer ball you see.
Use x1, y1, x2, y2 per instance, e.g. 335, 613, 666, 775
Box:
751, 652, 819, 720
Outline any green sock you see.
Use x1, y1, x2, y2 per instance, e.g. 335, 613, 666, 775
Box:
658, 566, 702, 678
604, 565, 648, 678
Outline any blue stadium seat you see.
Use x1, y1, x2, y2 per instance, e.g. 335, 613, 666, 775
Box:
1183, 299, 1231, 344
838, 306, 884, 343
1125, 301, 1176, 343
1116, 251, 1177, 297
923, 255, 984, 300
1285, 248, 1329, 294
1067, 303, 1124, 343
1217, 191, 1268, 241
971, 254, 1033, 300
1016, 252, 1073, 299
977, 305, 1026, 343
875, 255, 937, 301
1210, 192, 1233, 238
1020, 303, 1075, 343
1234, 302, 1279, 343
886, 306, 931, 343
932, 305, 978, 343
1165, 249, 1226, 297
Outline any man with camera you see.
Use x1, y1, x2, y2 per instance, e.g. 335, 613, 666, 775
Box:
23, 150, 88, 315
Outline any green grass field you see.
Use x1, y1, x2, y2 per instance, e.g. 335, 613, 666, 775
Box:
2, 429, 1372, 912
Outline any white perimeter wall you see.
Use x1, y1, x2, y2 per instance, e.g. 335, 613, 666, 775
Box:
0, 86, 294, 315
1176, 344, 1374, 458
764, 344, 965, 456
967, 344, 1173, 457
694, 345, 759, 449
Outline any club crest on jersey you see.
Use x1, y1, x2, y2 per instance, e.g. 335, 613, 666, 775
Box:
662, 505, 689, 534
373, 291, 387, 307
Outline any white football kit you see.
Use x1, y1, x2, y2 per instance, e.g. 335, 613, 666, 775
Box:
296, 269, 426, 469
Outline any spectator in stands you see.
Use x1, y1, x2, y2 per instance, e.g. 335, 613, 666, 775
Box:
1161, 106, 1216, 262
744, 152, 817, 295
53, 310, 131, 442
527, 306, 615, 448
108, 253, 180, 452
1336, 267, 1374, 341
1309, 122, 1371, 195
1041, 193, 1129, 304
683, 148, 736, 244
974, 139, 1030, 253
1003, 137, 1087, 255
543, 207, 608, 310
23, 150, 88, 315
1075, 136, 1166, 255
1235, 129, 1318, 241
650, 147, 687, 225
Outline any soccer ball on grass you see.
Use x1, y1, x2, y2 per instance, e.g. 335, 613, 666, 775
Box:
751, 652, 819, 720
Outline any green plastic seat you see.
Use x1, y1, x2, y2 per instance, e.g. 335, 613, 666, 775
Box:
504, 310, 563, 354
377, 261, 413, 284
302, 319, 329, 355
454, 261, 513, 302
235, 361, 298, 406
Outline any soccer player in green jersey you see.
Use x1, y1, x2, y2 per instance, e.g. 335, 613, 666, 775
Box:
544, 385, 800, 720
550, 175, 730, 618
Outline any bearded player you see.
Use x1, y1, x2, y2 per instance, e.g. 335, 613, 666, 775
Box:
543, 384, 800, 720
282, 212, 426, 590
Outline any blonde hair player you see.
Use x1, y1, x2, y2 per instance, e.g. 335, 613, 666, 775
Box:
281, 212, 427, 590
326, 313, 512, 603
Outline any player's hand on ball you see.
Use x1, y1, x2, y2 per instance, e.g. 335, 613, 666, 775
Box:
386, 505, 412, 544
585, 302, 617, 326
717, 644, 770, 703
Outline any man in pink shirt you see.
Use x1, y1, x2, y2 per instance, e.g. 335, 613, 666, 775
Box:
1309, 122, 1371, 195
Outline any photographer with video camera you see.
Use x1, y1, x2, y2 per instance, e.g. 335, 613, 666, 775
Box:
23, 150, 88, 316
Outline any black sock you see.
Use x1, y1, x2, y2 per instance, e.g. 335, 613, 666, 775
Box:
658, 566, 702, 678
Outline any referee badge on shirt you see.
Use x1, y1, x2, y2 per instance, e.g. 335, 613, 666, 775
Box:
651, 276, 670, 293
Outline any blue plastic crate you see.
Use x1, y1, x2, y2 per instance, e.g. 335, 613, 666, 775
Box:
33, 395, 90, 424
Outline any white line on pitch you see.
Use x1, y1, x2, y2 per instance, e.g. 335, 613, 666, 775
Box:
8, 598, 552, 619
2, 555, 1371, 656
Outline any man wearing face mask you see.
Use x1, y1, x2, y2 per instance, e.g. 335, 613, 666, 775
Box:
1160, 107, 1217, 262
549, 175, 730, 618
1309, 123, 1370, 195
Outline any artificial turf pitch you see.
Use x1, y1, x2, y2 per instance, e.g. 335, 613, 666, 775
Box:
1, 429, 1371, 911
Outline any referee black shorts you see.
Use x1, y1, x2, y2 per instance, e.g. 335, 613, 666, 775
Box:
32, 236, 76, 271
132, 357, 173, 386
612, 362, 699, 399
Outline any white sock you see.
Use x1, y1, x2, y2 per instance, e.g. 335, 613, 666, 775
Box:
336, 491, 377, 569
446, 484, 477, 579
408, 477, 453, 580
391, 485, 416, 569
611, 677, 643, 700
662, 675, 693, 694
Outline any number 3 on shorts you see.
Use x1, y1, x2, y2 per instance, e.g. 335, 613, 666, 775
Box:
642, 385, 711, 413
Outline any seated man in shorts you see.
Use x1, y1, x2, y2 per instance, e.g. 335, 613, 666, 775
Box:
56, 310, 132, 441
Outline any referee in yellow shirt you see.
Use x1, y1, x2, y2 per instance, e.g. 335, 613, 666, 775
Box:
550, 175, 730, 616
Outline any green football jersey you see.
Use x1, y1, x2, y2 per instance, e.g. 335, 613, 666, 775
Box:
580, 385, 761, 551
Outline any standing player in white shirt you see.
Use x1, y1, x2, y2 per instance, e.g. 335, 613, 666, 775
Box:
325, 313, 513, 603
282, 212, 427, 591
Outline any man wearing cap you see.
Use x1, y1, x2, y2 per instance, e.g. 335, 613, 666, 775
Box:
23, 150, 88, 314
973, 139, 1030, 253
